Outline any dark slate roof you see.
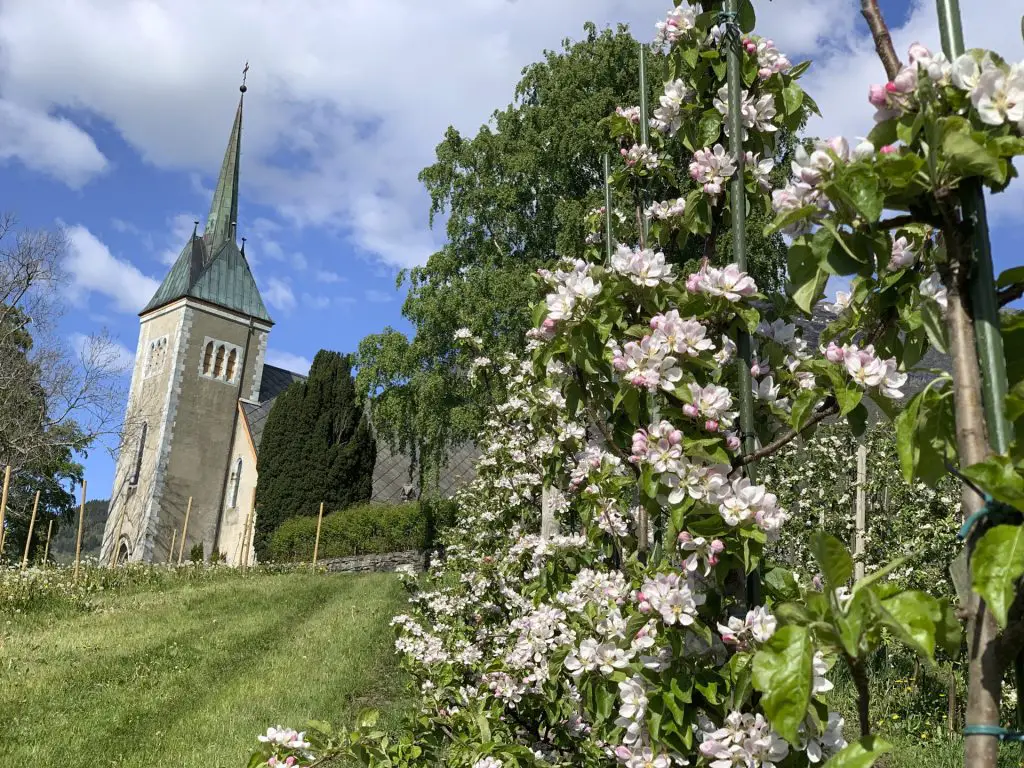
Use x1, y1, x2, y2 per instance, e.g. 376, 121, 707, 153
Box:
240, 364, 307, 452
371, 441, 479, 503
142, 235, 272, 323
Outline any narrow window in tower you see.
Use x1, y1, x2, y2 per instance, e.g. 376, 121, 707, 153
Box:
130, 422, 147, 486
226, 348, 238, 383
203, 341, 214, 374
214, 345, 226, 379
231, 457, 242, 508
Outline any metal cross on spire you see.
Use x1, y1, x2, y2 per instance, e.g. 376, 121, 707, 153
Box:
240, 62, 249, 93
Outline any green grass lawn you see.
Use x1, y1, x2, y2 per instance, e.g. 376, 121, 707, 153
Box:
0, 571, 409, 768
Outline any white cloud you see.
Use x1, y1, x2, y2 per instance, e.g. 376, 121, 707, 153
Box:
0, 99, 108, 187
301, 293, 331, 310
159, 212, 200, 265
315, 269, 344, 283
265, 348, 311, 374
262, 276, 296, 312
64, 225, 160, 314
364, 288, 394, 303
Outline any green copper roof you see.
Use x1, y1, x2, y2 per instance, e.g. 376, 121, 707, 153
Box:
205, 95, 243, 249
141, 87, 272, 324
141, 236, 273, 323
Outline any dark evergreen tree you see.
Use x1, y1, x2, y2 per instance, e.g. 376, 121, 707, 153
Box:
254, 350, 376, 557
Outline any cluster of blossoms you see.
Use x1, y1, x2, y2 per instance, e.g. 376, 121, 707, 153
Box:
685, 262, 758, 302
717, 605, 777, 648
540, 259, 602, 323
714, 85, 778, 139
772, 136, 872, 235
637, 571, 705, 626
678, 531, 725, 576
646, 197, 687, 221
689, 144, 736, 199
616, 105, 642, 124
823, 341, 908, 399
621, 143, 660, 171
256, 727, 314, 767
653, 5, 696, 48
697, 712, 790, 767
742, 35, 793, 79
870, 42, 1024, 132
650, 78, 693, 136
610, 334, 683, 392
610, 244, 676, 286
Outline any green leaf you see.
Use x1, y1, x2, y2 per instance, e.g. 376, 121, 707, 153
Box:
834, 381, 863, 417
766, 204, 818, 236
963, 454, 1024, 508
934, 599, 963, 657
997, 265, 1024, 289
878, 590, 942, 661
782, 82, 804, 116
752, 625, 813, 744
920, 300, 948, 354
792, 268, 829, 314
971, 524, 1024, 628
810, 532, 854, 588
790, 389, 820, 431
698, 111, 723, 147
828, 167, 883, 223
867, 119, 897, 149
822, 735, 893, 768
764, 567, 801, 601
942, 119, 1004, 183
1007, 380, 1024, 423
737, 0, 756, 32
847, 402, 868, 438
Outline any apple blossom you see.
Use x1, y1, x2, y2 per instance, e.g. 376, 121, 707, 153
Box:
888, 235, 917, 270
689, 144, 736, 199
653, 5, 696, 47
920, 272, 948, 312
646, 197, 687, 220
971, 64, 1024, 126
611, 244, 676, 286
621, 143, 660, 170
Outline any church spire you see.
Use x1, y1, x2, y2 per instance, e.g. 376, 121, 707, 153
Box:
204, 64, 248, 249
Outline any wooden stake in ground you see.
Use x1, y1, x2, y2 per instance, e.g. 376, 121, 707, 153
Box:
853, 443, 868, 581
43, 519, 53, 563
167, 529, 177, 565
73, 480, 87, 581
239, 489, 255, 570
0, 465, 11, 560
177, 496, 193, 565
20, 490, 41, 571
311, 501, 325, 569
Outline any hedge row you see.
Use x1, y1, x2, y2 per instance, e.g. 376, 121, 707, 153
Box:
267, 502, 427, 562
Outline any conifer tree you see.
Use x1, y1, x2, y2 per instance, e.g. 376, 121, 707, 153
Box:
254, 351, 375, 557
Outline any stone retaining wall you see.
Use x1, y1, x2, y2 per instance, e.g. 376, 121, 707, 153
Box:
319, 550, 425, 574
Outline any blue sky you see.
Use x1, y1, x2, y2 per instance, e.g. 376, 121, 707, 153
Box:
0, 0, 1020, 500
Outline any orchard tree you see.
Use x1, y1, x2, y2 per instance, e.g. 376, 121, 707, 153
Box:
357, 23, 795, 485
254, 350, 375, 558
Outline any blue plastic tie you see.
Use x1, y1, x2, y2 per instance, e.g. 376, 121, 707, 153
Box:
963, 725, 1024, 742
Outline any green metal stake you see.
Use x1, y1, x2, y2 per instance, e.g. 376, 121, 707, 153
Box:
603, 153, 614, 264
638, 43, 651, 245
724, 0, 760, 605
936, 0, 1019, 731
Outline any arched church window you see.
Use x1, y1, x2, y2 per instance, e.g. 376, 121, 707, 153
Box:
130, 423, 147, 486
226, 348, 238, 383
203, 342, 214, 374
231, 457, 242, 508
214, 345, 226, 378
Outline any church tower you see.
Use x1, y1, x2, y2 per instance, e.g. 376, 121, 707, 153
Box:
101, 76, 273, 564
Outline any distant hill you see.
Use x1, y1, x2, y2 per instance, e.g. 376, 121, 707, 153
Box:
50, 499, 108, 563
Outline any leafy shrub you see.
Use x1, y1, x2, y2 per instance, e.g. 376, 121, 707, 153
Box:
267, 502, 425, 562
189, 543, 204, 563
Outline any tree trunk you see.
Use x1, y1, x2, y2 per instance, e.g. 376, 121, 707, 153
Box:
944, 244, 1001, 768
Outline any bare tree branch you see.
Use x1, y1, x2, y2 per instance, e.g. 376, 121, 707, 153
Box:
860, 0, 903, 80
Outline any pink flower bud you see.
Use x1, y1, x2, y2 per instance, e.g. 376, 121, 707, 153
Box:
678, 531, 693, 543
726, 435, 741, 451
612, 356, 628, 372
705, 419, 719, 432
907, 42, 931, 63
615, 747, 633, 761
620, 147, 628, 156
668, 429, 683, 445
707, 554, 719, 566
711, 539, 725, 553
541, 318, 556, 331
880, 144, 898, 155
750, 362, 761, 376
885, 81, 898, 94
812, 574, 823, 590
685, 273, 701, 293
824, 342, 845, 363
683, 404, 699, 419
868, 84, 888, 107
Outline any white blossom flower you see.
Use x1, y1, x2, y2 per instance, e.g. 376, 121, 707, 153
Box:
689, 145, 737, 199
622, 143, 660, 171
653, 6, 697, 47
971, 64, 1024, 126
611, 244, 676, 286
920, 272, 948, 312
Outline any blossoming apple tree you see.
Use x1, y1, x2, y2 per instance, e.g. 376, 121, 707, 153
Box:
250, 2, 1023, 767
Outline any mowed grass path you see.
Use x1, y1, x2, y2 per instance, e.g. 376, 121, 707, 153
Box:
0, 572, 409, 768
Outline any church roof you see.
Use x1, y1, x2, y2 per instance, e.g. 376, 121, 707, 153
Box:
240, 364, 307, 453
141, 84, 272, 323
